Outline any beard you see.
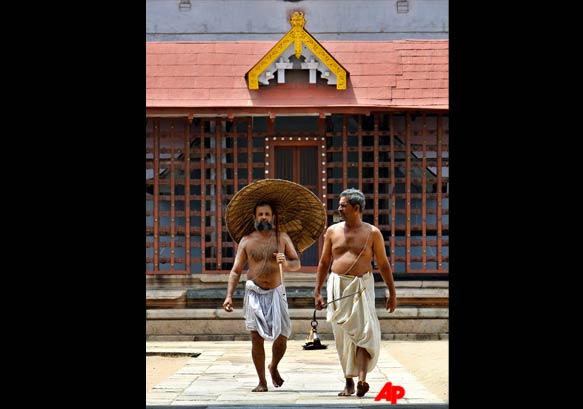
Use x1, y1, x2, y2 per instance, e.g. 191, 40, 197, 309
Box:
254, 220, 273, 231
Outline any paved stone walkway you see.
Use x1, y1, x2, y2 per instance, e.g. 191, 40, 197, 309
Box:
146, 340, 447, 407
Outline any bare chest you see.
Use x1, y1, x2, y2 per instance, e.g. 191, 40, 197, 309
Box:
247, 240, 278, 263
332, 229, 370, 254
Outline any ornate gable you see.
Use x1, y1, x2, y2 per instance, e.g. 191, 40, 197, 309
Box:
246, 12, 348, 90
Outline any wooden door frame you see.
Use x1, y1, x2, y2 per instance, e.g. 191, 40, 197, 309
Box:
265, 137, 326, 272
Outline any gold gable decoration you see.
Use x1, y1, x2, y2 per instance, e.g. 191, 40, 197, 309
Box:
247, 12, 347, 90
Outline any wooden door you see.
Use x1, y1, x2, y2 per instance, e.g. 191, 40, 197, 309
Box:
274, 144, 320, 268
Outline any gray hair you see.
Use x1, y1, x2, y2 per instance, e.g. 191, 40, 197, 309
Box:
340, 188, 365, 212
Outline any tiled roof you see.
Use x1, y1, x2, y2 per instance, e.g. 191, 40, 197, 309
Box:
146, 40, 448, 111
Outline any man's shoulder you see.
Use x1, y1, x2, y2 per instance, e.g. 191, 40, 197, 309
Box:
327, 222, 344, 232
363, 222, 380, 234
240, 233, 256, 243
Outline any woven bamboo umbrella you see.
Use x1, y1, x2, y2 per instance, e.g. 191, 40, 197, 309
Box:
225, 178, 326, 254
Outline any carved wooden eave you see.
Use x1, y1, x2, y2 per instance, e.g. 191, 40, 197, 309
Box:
246, 12, 348, 90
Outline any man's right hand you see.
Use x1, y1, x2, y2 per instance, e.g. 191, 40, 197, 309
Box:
314, 293, 325, 310
223, 296, 234, 312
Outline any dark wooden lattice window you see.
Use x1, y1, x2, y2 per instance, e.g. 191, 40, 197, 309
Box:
146, 117, 265, 274
147, 112, 448, 276
325, 112, 449, 275
146, 118, 193, 274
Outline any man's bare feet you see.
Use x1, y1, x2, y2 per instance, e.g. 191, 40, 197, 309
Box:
268, 363, 284, 387
356, 380, 370, 397
338, 378, 355, 396
252, 383, 268, 392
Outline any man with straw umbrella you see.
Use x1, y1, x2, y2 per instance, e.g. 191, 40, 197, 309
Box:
223, 179, 326, 392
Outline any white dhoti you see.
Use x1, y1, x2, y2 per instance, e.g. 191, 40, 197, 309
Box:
243, 280, 292, 341
326, 271, 381, 377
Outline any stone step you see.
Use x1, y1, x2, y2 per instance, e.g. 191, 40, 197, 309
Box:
146, 307, 449, 341
147, 280, 448, 309
146, 307, 448, 320
146, 290, 187, 308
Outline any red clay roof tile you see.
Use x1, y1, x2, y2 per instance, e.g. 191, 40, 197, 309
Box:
146, 40, 448, 111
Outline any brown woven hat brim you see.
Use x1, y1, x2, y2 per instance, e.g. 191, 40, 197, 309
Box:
225, 179, 327, 254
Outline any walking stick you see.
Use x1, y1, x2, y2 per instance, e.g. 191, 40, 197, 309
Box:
279, 261, 286, 297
